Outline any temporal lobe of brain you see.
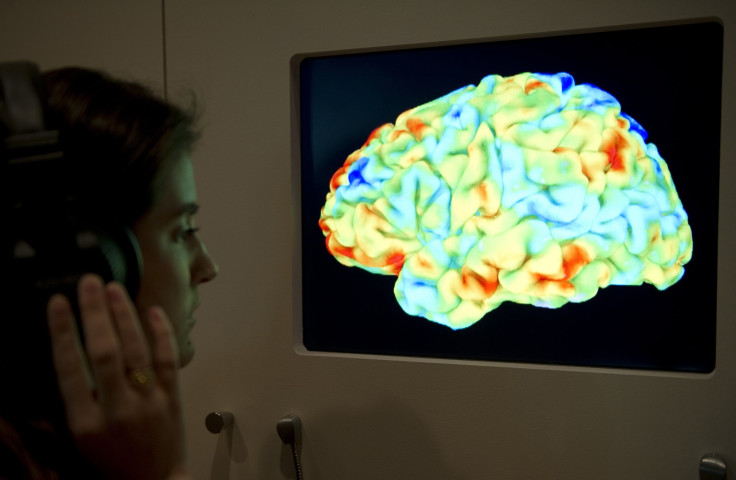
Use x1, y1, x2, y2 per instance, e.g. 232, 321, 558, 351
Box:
318, 72, 692, 330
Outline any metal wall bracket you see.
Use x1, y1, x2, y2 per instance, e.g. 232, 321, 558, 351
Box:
205, 411, 234, 434
700, 454, 727, 480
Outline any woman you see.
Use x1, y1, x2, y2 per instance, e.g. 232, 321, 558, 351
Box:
0, 65, 218, 479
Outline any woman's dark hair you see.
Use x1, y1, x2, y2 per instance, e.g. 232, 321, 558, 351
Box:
42, 67, 200, 225
0, 66, 199, 478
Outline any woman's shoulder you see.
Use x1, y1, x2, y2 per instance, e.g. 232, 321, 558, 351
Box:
0, 415, 97, 480
0, 415, 45, 479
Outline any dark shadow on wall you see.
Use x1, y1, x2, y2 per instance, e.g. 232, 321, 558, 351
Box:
209, 419, 248, 480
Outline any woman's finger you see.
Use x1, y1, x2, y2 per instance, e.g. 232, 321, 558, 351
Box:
47, 293, 99, 431
77, 274, 126, 404
106, 282, 152, 373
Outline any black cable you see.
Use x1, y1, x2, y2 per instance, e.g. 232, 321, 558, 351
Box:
290, 443, 304, 480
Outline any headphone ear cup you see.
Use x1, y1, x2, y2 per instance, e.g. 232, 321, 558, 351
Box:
71, 217, 143, 299
8, 206, 143, 312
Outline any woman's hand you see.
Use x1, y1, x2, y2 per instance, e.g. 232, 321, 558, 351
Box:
47, 273, 191, 480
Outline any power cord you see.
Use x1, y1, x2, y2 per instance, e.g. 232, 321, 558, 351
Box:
277, 414, 303, 480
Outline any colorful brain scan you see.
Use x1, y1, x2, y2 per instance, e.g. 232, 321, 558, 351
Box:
318, 72, 693, 330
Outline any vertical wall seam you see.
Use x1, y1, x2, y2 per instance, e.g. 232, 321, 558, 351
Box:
161, 0, 168, 99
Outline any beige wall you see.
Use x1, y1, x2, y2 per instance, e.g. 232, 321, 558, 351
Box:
2, 1, 735, 479
0, 1, 163, 88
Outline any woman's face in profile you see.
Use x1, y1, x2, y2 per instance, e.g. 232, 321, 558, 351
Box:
132, 155, 218, 367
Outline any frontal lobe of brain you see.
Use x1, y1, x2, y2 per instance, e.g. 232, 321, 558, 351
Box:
318, 72, 693, 330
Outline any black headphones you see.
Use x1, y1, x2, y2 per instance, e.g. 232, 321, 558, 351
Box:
1, 61, 142, 311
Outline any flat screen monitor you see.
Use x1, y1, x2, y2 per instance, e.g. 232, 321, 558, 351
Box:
291, 19, 723, 373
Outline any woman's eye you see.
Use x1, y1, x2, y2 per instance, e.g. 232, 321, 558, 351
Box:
177, 227, 201, 240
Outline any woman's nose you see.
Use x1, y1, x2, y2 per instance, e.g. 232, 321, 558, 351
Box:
193, 242, 219, 285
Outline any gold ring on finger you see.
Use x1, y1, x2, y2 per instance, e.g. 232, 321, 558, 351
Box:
128, 366, 156, 391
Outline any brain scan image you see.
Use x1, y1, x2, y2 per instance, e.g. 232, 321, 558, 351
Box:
318, 72, 693, 330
